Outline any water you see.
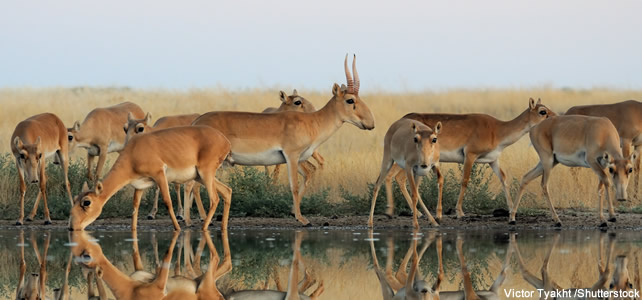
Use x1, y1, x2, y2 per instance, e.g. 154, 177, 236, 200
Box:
3, 229, 642, 299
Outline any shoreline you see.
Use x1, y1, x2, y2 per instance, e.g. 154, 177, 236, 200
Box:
2, 210, 642, 231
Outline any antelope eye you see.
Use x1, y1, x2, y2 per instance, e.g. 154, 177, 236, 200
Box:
136, 126, 144, 133
38, 153, 42, 159
123, 126, 128, 133
82, 199, 91, 207
20, 153, 25, 159
432, 137, 437, 143
609, 167, 615, 174
539, 110, 547, 115
414, 137, 418, 143
629, 168, 634, 174
68, 135, 73, 141
294, 101, 302, 105
346, 99, 354, 104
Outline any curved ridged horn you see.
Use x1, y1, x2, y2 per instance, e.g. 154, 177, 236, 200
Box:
352, 54, 360, 94
344, 54, 354, 93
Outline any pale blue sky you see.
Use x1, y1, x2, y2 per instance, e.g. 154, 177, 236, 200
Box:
1, 0, 641, 91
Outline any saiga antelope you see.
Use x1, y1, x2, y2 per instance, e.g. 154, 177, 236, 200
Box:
193, 55, 375, 226
12, 113, 74, 225
69, 126, 232, 231
15, 231, 74, 300
68, 101, 145, 182
393, 98, 554, 221
123, 112, 207, 225
510, 232, 633, 299
510, 115, 636, 227
565, 100, 642, 197
262, 89, 325, 184
369, 231, 442, 300
227, 231, 325, 300
71, 231, 180, 300
371, 232, 512, 300
368, 119, 442, 228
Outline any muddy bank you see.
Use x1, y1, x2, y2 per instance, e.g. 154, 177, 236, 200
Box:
2, 209, 642, 231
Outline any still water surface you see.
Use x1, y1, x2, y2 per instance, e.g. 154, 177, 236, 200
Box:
2, 229, 641, 299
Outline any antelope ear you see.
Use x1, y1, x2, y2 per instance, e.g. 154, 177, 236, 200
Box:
630, 151, 638, 163
144, 112, 152, 123
537, 98, 542, 105
127, 112, 134, 121
279, 91, 288, 103
73, 121, 81, 131
13, 136, 23, 149
598, 152, 611, 169
332, 83, 342, 97
95, 181, 104, 196
292, 89, 298, 96
81, 181, 90, 193
434, 122, 442, 135
529, 97, 536, 110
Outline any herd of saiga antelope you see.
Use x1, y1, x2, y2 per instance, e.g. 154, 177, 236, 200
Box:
9, 55, 642, 231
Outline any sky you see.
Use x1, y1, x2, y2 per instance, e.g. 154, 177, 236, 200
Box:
1, 0, 641, 91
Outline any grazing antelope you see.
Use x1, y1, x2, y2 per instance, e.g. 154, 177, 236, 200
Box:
565, 100, 642, 197
193, 55, 375, 226
510, 115, 637, 227
262, 89, 325, 184
68, 126, 232, 231
12, 113, 74, 225
510, 232, 632, 300
369, 231, 442, 300
123, 112, 207, 224
227, 231, 324, 300
71, 231, 180, 300
68, 101, 145, 182
368, 119, 442, 228
396, 98, 554, 221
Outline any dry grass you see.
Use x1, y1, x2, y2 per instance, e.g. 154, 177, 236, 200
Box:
1, 87, 642, 210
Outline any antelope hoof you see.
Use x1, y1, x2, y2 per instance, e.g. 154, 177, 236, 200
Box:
599, 222, 608, 228
608, 217, 617, 223
303, 222, 313, 228
435, 218, 441, 225
554, 222, 562, 228
508, 220, 516, 225
25, 217, 33, 222
44, 220, 52, 225
177, 215, 184, 221
15, 221, 22, 226
383, 213, 394, 219
146, 215, 155, 220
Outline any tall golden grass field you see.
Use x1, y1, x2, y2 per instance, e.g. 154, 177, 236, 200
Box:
2, 87, 642, 210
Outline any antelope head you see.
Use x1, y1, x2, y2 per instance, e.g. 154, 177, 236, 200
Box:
278, 89, 316, 113
123, 112, 152, 145
13, 136, 43, 184
527, 98, 555, 127
331, 54, 375, 130
610, 255, 634, 292
67, 121, 81, 151
69, 182, 106, 231
599, 151, 637, 201
17, 273, 42, 300
70, 231, 104, 269
412, 122, 441, 176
